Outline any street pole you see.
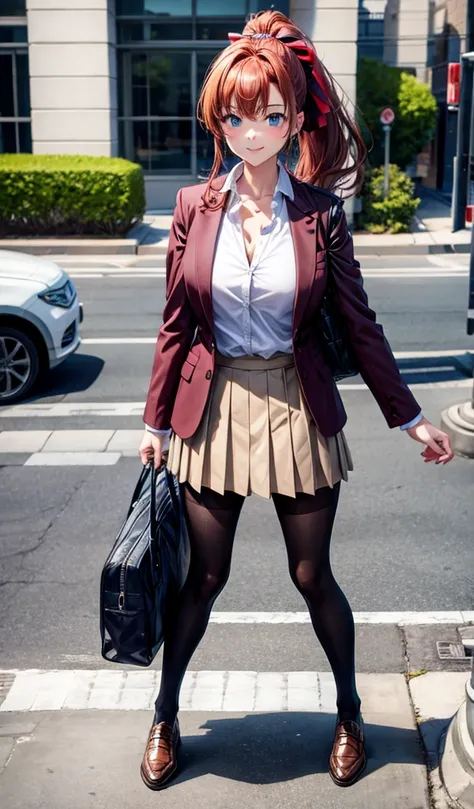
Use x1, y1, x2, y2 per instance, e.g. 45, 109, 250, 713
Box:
452, 53, 474, 232
441, 196, 474, 456
383, 124, 391, 198
468, 199, 474, 408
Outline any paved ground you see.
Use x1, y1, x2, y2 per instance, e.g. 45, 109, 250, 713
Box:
0, 251, 473, 807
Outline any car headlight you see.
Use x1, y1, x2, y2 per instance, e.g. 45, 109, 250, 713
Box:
38, 279, 76, 308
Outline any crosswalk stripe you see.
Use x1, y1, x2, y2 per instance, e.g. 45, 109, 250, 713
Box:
207, 611, 474, 625
0, 669, 335, 712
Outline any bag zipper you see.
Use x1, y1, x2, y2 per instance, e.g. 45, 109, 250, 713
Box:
116, 498, 151, 611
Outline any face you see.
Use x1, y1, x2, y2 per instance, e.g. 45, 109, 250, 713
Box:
220, 84, 304, 166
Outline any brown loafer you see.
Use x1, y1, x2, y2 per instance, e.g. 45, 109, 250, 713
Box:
329, 713, 366, 787
140, 718, 181, 790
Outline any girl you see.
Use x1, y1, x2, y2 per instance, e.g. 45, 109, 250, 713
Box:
138, 9, 453, 791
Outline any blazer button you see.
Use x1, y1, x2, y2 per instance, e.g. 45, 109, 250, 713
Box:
205, 370, 212, 380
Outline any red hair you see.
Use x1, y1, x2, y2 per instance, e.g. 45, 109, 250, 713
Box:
197, 10, 366, 208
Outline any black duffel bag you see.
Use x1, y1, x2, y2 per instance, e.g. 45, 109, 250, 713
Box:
100, 463, 189, 667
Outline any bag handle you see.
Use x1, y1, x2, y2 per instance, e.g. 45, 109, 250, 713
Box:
126, 464, 151, 519
149, 463, 181, 539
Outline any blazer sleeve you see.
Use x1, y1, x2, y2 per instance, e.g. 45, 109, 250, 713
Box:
326, 202, 422, 428
143, 187, 197, 431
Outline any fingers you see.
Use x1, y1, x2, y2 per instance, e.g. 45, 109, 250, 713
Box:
420, 436, 454, 464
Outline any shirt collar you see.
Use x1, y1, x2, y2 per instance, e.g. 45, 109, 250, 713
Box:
218, 158, 295, 202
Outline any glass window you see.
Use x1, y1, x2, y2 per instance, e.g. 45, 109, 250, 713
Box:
117, 20, 193, 41
196, 18, 247, 41
0, 51, 32, 155
197, 50, 219, 91
16, 52, 30, 117
122, 119, 191, 173
0, 0, 26, 14
124, 52, 192, 117
0, 26, 27, 42
196, 0, 245, 15
18, 121, 31, 152
149, 120, 191, 172
149, 53, 192, 116
117, 0, 192, 16
0, 121, 16, 152
0, 54, 14, 117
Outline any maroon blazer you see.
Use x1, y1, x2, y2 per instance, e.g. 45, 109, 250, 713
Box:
143, 173, 421, 439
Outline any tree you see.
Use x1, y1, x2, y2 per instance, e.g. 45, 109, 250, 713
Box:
356, 57, 437, 169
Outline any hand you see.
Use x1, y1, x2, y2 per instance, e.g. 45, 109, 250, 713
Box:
406, 417, 454, 464
138, 431, 167, 470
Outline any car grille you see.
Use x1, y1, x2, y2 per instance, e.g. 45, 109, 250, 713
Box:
61, 321, 76, 348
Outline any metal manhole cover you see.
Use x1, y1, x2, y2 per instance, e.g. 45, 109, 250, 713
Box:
437, 641, 471, 660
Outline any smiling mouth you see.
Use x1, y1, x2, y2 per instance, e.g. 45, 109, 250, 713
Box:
247, 147, 264, 152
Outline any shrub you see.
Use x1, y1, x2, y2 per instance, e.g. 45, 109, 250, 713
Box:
359, 164, 420, 233
0, 154, 145, 237
357, 58, 437, 169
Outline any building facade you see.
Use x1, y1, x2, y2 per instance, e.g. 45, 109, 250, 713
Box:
0, 0, 360, 209
426, 0, 473, 194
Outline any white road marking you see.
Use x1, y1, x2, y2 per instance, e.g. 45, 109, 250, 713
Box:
207, 611, 474, 625
24, 452, 121, 466
0, 665, 469, 713
81, 337, 157, 344
1, 365, 472, 425
0, 669, 336, 713
79, 339, 473, 359
66, 264, 468, 280
338, 379, 472, 390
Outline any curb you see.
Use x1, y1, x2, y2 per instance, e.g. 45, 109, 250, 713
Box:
0, 239, 138, 256
0, 238, 470, 258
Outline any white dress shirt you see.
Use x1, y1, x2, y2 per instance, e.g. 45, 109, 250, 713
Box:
146, 160, 422, 443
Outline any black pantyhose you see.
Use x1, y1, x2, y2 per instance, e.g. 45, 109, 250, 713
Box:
153, 481, 360, 726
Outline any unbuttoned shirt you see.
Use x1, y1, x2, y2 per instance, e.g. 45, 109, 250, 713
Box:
211, 158, 296, 359
146, 160, 422, 442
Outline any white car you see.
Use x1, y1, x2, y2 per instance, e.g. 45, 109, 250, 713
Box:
0, 250, 83, 403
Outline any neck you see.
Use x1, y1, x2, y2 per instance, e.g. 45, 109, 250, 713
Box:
237, 156, 279, 200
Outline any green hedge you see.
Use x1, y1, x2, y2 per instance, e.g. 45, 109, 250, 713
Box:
359, 164, 420, 234
0, 154, 146, 237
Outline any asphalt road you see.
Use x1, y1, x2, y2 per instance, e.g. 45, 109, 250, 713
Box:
0, 252, 473, 671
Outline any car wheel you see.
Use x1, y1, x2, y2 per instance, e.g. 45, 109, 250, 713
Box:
0, 327, 40, 404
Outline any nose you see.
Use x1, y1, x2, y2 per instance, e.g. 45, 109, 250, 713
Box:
246, 128, 257, 141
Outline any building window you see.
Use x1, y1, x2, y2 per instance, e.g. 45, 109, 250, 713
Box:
0, 42, 31, 153
0, 0, 26, 15
117, 0, 290, 175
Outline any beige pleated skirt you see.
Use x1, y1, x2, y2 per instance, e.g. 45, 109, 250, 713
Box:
166, 350, 353, 499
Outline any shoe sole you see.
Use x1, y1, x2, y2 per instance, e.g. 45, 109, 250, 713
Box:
329, 752, 367, 787
140, 735, 181, 791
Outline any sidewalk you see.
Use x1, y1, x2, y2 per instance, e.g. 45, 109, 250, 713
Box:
0, 669, 468, 808
0, 188, 471, 257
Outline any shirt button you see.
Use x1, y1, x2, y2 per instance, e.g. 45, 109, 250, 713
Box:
205, 370, 212, 380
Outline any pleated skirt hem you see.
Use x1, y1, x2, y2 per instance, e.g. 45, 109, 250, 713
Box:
166, 351, 353, 499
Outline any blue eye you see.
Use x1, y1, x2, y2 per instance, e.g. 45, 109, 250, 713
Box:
268, 113, 284, 127
224, 114, 242, 127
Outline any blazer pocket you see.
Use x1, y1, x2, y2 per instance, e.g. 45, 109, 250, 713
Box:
180, 349, 199, 382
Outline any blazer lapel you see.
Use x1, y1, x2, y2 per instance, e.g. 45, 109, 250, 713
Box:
287, 178, 319, 336
194, 188, 227, 337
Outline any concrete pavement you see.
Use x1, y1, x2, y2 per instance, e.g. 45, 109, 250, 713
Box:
0, 670, 468, 808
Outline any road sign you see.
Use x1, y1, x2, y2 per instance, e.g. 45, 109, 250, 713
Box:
380, 107, 395, 126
